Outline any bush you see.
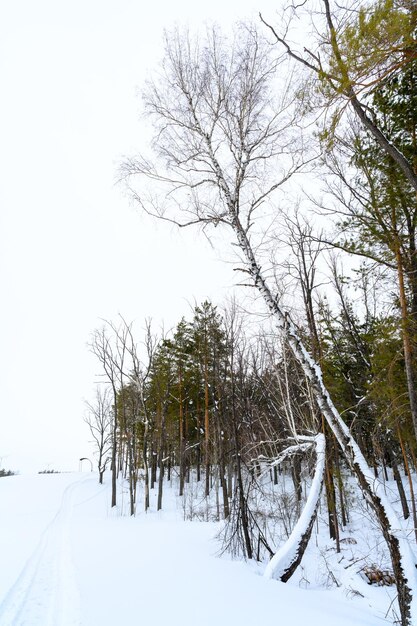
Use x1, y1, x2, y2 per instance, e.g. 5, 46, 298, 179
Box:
0, 468, 16, 478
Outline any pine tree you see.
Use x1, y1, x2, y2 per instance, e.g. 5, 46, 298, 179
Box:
192, 301, 227, 497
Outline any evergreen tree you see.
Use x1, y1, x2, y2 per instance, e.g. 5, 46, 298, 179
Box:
192, 301, 227, 497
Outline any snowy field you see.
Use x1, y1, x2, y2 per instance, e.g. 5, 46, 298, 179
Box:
0, 472, 398, 625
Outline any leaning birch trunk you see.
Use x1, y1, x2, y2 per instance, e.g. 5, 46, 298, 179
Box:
264, 434, 325, 582
230, 211, 417, 625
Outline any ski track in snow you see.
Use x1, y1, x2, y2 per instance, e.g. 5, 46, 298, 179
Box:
0, 477, 84, 626
0, 473, 393, 626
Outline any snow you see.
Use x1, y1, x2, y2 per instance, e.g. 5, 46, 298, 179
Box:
0, 471, 399, 625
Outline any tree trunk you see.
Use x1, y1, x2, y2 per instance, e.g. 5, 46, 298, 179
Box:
127, 438, 136, 516
157, 402, 167, 511
167, 449, 171, 483
396, 247, 417, 445
236, 450, 252, 560
390, 448, 410, 521
179, 368, 185, 496
334, 444, 348, 527
143, 421, 150, 511
291, 455, 302, 517
398, 428, 417, 544
228, 462, 233, 495
151, 441, 157, 490
204, 356, 210, 497
111, 389, 118, 508
325, 452, 340, 550
157, 457, 164, 511
220, 456, 230, 519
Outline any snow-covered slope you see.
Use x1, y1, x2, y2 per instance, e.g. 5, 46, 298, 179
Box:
0, 472, 391, 625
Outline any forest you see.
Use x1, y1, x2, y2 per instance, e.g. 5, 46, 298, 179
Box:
85, 1, 417, 624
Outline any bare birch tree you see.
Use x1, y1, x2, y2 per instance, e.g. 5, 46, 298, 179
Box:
84, 387, 113, 484
89, 326, 123, 507
121, 25, 417, 625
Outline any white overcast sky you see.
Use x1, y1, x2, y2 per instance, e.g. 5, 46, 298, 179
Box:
0, 0, 284, 473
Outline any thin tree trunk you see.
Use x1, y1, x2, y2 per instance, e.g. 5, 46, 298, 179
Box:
179, 368, 185, 496
334, 444, 348, 526
291, 455, 302, 516
151, 441, 157, 490
196, 442, 201, 483
398, 428, 417, 544
228, 462, 233, 496
167, 448, 171, 482
157, 457, 164, 511
230, 357, 253, 559
391, 450, 410, 521
143, 422, 150, 511
157, 401, 167, 511
220, 455, 230, 519
236, 450, 252, 560
111, 389, 118, 508
204, 356, 210, 497
128, 439, 136, 516
196, 400, 201, 483
325, 452, 340, 550
396, 247, 417, 444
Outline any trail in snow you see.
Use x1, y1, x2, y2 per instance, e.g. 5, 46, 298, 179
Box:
0, 476, 86, 626
0, 473, 391, 626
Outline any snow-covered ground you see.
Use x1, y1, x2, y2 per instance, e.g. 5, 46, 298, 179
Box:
0, 472, 397, 625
